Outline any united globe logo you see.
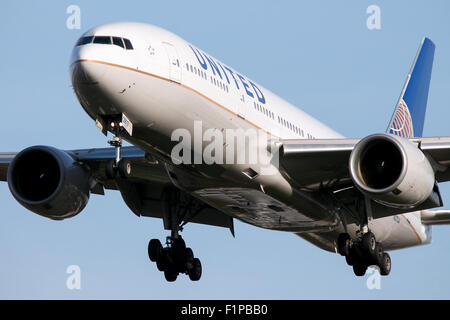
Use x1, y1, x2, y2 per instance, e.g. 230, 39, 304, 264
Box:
389, 99, 414, 138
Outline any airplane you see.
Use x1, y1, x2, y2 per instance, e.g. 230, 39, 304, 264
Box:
2, 22, 450, 282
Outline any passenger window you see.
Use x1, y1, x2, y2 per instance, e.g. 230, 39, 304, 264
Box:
113, 37, 124, 48
93, 36, 112, 44
123, 38, 134, 50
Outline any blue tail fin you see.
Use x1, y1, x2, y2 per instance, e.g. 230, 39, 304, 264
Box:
387, 37, 435, 138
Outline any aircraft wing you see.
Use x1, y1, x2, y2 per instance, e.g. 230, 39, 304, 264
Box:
279, 138, 358, 188
417, 137, 450, 182
421, 209, 450, 225
0, 152, 15, 181
0, 146, 234, 232
279, 136, 450, 188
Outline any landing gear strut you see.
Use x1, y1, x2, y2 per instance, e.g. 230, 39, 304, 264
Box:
147, 188, 204, 282
105, 121, 131, 179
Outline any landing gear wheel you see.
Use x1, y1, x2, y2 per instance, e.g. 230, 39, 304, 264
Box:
156, 250, 169, 272
105, 159, 117, 179
345, 253, 354, 266
172, 237, 187, 267
380, 252, 391, 276
337, 233, 351, 256
164, 267, 178, 282
118, 158, 131, 178
185, 248, 194, 264
362, 232, 377, 259
374, 243, 384, 266
188, 258, 202, 281
149, 188, 207, 282
353, 263, 368, 277
148, 239, 162, 262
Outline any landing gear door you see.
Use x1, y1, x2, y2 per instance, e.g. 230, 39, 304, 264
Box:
163, 42, 181, 83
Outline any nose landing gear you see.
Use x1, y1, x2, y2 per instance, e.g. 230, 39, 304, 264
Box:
105, 121, 131, 179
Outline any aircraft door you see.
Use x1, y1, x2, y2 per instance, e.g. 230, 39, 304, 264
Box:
238, 94, 247, 119
163, 42, 181, 83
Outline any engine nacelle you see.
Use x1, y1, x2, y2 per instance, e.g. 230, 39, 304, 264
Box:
7, 146, 90, 220
349, 134, 435, 208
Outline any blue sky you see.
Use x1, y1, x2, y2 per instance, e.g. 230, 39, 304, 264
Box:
1, 0, 450, 299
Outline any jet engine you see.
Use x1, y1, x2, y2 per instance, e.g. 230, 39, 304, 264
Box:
7, 146, 91, 220
349, 133, 435, 208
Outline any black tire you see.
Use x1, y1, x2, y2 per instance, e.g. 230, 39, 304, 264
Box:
185, 248, 194, 264
105, 159, 117, 179
345, 253, 354, 266
164, 268, 178, 282
172, 237, 187, 267
337, 233, 351, 256
374, 243, 384, 266
118, 158, 132, 178
380, 252, 391, 276
148, 239, 162, 262
362, 232, 377, 259
353, 263, 367, 277
188, 258, 202, 281
156, 248, 170, 271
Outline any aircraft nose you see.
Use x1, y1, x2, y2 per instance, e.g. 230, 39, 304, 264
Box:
71, 60, 107, 85
70, 46, 107, 85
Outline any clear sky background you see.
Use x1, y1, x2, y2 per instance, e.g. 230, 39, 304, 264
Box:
1, 0, 450, 299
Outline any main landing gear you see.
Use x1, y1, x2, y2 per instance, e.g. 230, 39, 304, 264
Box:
337, 196, 391, 277
147, 188, 205, 282
148, 235, 202, 282
337, 232, 391, 277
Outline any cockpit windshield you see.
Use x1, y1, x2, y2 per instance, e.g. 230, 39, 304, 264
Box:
76, 36, 133, 50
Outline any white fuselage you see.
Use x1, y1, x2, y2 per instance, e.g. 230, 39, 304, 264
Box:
70, 22, 431, 253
